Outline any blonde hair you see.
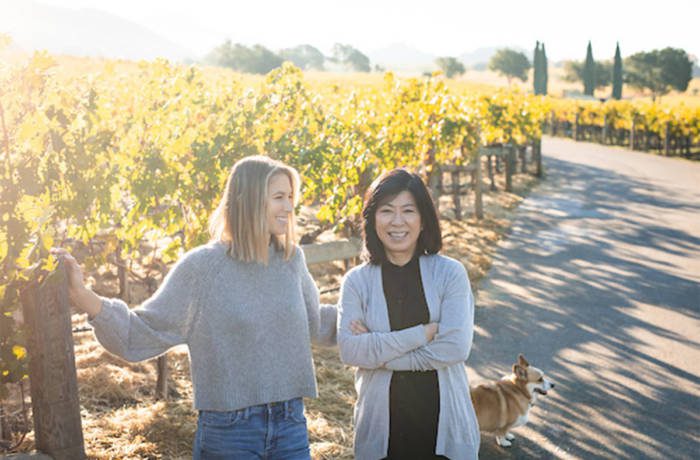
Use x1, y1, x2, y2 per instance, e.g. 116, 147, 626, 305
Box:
209, 155, 300, 264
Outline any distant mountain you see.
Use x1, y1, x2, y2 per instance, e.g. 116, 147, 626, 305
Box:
367, 43, 437, 72
0, 0, 193, 61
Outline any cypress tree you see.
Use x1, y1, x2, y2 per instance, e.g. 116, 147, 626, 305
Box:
583, 41, 596, 96
612, 42, 623, 100
533, 41, 542, 94
542, 43, 548, 95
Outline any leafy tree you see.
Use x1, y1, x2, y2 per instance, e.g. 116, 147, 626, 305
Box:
533, 42, 548, 95
279, 44, 325, 71
542, 43, 548, 95
488, 48, 531, 84
533, 41, 543, 94
612, 42, 623, 100
205, 40, 283, 74
563, 60, 611, 89
435, 57, 465, 78
331, 43, 371, 72
583, 41, 596, 95
625, 47, 693, 100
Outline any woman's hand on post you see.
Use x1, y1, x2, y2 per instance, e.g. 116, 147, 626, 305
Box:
50, 248, 102, 318
424, 322, 438, 342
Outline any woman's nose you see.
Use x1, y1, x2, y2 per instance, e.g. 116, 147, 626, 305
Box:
391, 212, 405, 225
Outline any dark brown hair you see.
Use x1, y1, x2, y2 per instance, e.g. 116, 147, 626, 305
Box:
362, 168, 442, 265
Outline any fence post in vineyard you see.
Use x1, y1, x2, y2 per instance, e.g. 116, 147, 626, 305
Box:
519, 146, 527, 173
155, 355, 168, 400
505, 145, 514, 192
664, 122, 670, 156
19, 263, 87, 460
643, 128, 650, 151
487, 154, 496, 191
630, 119, 636, 150
428, 164, 442, 209
473, 150, 484, 220
549, 110, 556, 135
602, 114, 608, 144
0, 403, 9, 444
116, 241, 130, 303
451, 169, 462, 220
574, 113, 580, 141
534, 138, 543, 178
153, 271, 168, 400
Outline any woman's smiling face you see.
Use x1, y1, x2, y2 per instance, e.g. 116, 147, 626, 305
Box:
374, 190, 421, 265
266, 173, 294, 237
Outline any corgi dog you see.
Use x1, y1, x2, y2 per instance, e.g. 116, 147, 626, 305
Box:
470, 354, 554, 447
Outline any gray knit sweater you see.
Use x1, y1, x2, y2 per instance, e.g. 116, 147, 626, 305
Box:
89, 240, 336, 411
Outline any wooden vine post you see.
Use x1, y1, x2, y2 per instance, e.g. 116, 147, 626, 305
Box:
451, 168, 462, 220
20, 263, 86, 460
486, 154, 496, 191
473, 147, 484, 220
602, 114, 608, 144
630, 119, 636, 150
535, 138, 543, 178
505, 145, 514, 192
428, 164, 442, 209
155, 355, 169, 400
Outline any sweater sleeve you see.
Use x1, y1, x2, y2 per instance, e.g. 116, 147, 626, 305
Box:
383, 262, 474, 371
297, 247, 336, 346
338, 270, 428, 369
88, 251, 201, 362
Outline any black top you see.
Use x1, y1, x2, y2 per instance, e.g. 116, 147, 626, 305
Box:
381, 256, 446, 460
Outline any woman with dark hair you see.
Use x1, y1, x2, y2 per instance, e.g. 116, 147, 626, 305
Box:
338, 168, 480, 460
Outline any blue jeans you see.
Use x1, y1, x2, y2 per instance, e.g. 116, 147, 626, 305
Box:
192, 397, 311, 460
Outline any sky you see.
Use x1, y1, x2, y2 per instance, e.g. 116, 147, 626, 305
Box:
14, 0, 700, 61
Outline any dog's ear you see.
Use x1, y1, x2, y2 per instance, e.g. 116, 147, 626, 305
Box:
513, 364, 527, 380
518, 354, 529, 367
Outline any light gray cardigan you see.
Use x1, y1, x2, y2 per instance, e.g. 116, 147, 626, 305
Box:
89, 241, 336, 411
338, 254, 480, 460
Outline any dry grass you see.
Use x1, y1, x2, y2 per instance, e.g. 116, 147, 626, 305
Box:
7, 168, 538, 459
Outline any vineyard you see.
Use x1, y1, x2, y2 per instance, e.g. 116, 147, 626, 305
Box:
547, 98, 700, 156
1, 49, 698, 457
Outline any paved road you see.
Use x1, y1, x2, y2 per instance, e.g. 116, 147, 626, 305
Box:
467, 137, 700, 459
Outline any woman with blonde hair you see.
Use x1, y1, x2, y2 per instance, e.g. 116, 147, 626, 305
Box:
52, 155, 335, 460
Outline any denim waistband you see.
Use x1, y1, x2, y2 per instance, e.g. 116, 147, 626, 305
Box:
201, 397, 302, 420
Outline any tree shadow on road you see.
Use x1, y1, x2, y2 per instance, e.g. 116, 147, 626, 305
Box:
469, 156, 700, 459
